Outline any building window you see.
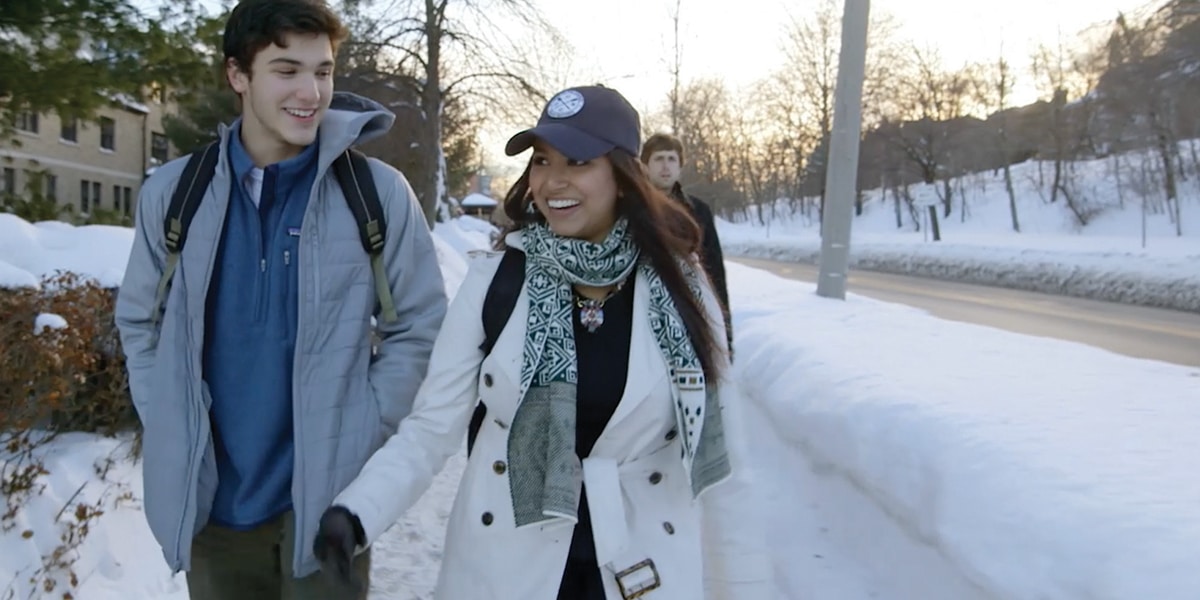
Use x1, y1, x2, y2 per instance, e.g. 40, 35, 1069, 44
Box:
151, 132, 169, 163
61, 118, 78, 143
113, 185, 133, 213
25, 170, 56, 201
122, 186, 132, 216
100, 117, 115, 151
15, 112, 39, 134
80, 180, 102, 213
2, 168, 15, 196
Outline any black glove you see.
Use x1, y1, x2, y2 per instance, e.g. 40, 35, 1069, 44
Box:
313, 505, 366, 591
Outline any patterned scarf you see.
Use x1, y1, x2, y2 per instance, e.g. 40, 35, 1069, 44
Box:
507, 219, 730, 527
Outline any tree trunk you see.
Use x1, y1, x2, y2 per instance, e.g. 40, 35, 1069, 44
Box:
892, 184, 903, 229
1189, 139, 1199, 193
959, 179, 968, 224
417, 0, 445, 229
1003, 163, 1020, 232
941, 177, 953, 218
927, 205, 941, 241
1050, 158, 1062, 203
1111, 155, 1125, 210
1154, 130, 1181, 236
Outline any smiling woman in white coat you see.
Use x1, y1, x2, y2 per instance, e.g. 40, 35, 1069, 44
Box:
313, 85, 771, 600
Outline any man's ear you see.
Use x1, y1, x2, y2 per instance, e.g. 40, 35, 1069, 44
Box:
226, 58, 249, 95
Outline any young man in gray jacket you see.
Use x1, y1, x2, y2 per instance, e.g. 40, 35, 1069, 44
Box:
114, 1, 447, 597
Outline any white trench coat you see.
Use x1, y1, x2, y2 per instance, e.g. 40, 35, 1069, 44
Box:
335, 242, 771, 599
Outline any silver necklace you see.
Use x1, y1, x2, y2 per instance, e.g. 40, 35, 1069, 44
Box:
574, 278, 628, 333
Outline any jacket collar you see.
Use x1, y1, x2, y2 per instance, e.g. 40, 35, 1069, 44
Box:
213, 91, 396, 184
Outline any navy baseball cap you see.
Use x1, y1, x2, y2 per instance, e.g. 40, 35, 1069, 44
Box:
505, 85, 641, 161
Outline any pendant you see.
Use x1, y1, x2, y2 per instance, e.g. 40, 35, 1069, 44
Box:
579, 302, 605, 333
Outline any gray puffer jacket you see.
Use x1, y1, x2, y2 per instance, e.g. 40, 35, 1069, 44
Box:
114, 92, 448, 577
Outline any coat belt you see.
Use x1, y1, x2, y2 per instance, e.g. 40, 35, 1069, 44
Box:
582, 456, 629, 568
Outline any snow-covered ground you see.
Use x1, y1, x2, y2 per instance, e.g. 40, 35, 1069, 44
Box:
2, 207, 1198, 599
733, 263, 1200, 599
720, 147, 1200, 311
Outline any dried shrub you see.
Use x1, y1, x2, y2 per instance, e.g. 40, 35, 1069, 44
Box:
0, 272, 136, 438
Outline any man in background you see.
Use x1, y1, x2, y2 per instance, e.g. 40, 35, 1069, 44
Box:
642, 132, 732, 351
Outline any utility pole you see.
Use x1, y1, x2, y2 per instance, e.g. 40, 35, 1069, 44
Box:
816, 0, 870, 300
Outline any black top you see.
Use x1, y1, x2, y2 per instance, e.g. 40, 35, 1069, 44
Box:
669, 183, 732, 350
568, 276, 636, 560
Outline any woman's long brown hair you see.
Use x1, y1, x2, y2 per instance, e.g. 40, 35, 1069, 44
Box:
496, 151, 724, 378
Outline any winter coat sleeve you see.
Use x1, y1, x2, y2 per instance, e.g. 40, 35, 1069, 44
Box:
688, 196, 733, 349
114, 165, 174, 418
364, 160, 449, 434
334, 253, 498, 545
697, 283, 771, 599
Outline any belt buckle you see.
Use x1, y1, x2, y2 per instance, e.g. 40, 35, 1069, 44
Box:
614, 558, 661, 599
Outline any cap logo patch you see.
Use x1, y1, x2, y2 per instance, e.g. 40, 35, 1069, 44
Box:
546, 90, 585, 119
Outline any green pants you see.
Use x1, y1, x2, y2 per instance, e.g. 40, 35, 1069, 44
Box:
187, 511, 371, 600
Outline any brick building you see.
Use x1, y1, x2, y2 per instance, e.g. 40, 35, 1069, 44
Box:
1, 94, 175, 221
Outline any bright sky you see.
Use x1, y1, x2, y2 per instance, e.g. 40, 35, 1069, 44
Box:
536, 0, 1153, 119
165, 0, 1154, 174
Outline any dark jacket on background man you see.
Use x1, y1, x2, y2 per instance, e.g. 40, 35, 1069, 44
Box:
669, 182, 732, 346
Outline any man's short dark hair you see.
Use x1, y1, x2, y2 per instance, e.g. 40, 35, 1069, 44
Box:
223, 0, 349, 75
641, 133, 685, 165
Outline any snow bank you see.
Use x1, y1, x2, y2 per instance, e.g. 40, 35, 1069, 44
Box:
0, 214, 494, 294
731, 262, 1200, 599
0, 214, 133, 289
722, 234, 1200, 312
720, 142, 1200, 312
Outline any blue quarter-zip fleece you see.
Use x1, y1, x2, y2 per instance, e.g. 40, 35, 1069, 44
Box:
203, 125, 318, 529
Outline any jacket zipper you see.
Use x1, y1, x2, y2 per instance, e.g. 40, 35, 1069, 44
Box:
175, 145, 231, 572
253, 204, 267, 322
173, 327, 204, 572
288, 205, 319, 574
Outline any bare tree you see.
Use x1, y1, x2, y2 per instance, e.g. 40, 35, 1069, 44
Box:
674, 79, 769, 217
978, 50, 1022, 232
768, 2, 901, 219
668, 0, 683, 133
1030, 31, 1102, 224
880, 47, 981, 239
342, 0, 563, 226
1104, 7, 1192, 236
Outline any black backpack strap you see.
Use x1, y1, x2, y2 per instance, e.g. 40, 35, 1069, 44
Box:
467, 247, 526, 456
332, 149, 397, 323
153, 141, 220, 326
479, 248, 526, 354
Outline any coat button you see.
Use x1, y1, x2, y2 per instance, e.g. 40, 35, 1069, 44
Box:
482, 512, 494, 526
648, 472, 663, 485
493, 461, 507, 475
483, 373, 494, 387
665, 429, 677, 441
662, 521, 675, 535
